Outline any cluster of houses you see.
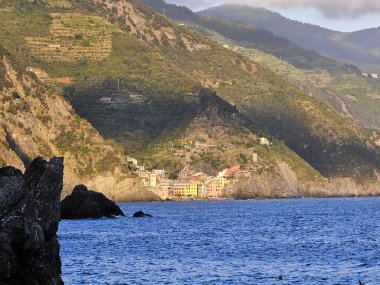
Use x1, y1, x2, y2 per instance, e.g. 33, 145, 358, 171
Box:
99, 94, 145, 106
127, 137, 272, 199
137, 165, 242, 199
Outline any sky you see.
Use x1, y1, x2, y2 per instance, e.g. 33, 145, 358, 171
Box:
165, 0, 380, 32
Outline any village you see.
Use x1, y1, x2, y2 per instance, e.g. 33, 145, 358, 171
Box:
127, 137, 271, 200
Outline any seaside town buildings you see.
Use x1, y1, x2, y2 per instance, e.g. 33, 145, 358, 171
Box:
134, 159, 243, 199
129, 137, 269, 199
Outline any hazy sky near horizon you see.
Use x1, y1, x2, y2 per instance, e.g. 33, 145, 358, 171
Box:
165, 0, 380, 32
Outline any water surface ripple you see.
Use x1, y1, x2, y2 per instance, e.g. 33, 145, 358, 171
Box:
59, 198, 380, 284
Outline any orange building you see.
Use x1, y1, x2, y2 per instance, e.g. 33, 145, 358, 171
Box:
206, 178, 223, 197
226, 165, 240, 178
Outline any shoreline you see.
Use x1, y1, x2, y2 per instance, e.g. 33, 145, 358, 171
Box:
117, 194, 380, 203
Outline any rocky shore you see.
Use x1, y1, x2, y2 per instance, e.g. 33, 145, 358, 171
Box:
61, 184, 125, 219
0, 157, 64, 285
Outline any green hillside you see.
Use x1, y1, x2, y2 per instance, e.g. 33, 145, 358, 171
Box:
231, 46, 380, 131
1, 0, 379, 184
134, 89, 326, 185
142, 0, 380, 131
0, 44, 159, 201
141, 0, 350, 72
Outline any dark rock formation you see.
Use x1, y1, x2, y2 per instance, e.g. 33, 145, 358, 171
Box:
133, 211, 153, 218
61, 184, 125, 219
0, 157, 64, 285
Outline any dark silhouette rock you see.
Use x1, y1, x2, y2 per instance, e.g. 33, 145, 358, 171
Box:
133, 211, 153, 218
61, 184, 124, 219
0, 157, 64, 285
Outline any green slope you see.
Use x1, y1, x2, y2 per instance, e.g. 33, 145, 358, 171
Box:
0, 44, 161, 201
142, 0, 380, 139
141, 0, 351, 72
1, 0, 379, 183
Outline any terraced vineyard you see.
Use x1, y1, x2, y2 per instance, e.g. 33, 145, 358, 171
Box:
1, 0, 379, 185
26, 13, 119, 62
45, 0, 73, 8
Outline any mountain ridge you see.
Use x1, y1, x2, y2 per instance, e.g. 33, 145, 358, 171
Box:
1, 0, 379, 199
201, 4, 380, 72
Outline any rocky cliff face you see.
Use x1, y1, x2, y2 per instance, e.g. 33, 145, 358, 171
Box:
0, 47, 156, 202
0, 157, 63, 285
232, 170, 380, 199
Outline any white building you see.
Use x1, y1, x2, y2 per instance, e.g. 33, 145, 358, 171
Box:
153, 169, 165, 177
100, 97, 112, 103
217, 169, 227, 178
149, 173, 157, 187
127, 156, 138, 166
260, 137, 270, 146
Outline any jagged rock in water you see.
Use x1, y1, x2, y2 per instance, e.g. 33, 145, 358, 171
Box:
0, 157, 64, 285
61, 184, 125, 219
133, 211, 153, 218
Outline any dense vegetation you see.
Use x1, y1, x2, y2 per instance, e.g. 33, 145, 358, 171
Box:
1, 0, 379, 183
231, 46, 380, 131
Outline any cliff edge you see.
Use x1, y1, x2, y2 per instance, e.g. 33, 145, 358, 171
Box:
0, 157, 64, 285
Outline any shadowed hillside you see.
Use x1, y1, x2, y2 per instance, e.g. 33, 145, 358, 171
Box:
142, 0, 380, 133
1, 0, 379, 191
0, 44, 157, 201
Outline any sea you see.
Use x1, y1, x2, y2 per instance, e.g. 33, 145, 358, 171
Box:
59, 198, 380, 285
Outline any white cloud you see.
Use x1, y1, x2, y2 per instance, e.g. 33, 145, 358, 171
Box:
167, 0, 380, 18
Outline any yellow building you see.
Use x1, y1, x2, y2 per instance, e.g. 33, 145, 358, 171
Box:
173, 181, 198, 196
218, 177, 228, 188
149, 173, 157, 187
185, 182, 198, 196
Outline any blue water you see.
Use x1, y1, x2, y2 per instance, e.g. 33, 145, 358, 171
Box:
59, 198, 380, 284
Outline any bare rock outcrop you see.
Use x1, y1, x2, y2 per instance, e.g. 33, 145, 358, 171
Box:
0, 157, 64, 285
61, 184, 125, 219
132, 211, 153, 218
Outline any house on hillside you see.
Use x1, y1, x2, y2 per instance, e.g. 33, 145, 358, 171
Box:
129, 94, 145, 103
172, 180, 198, 197
138, 171, 150, 187
218, 169, 227, 178
127, 156, 138, 166
206, 178, 223, 198
185, 182, 198, 196
153, 169, 165, 177
198, 183, 207, 197
156, 178, 173, 199
149, 173, 157, 187
226, 165, 240, 178
172, 181, 188, 196
100, 97, 112, 103
260, 137, 270, 146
